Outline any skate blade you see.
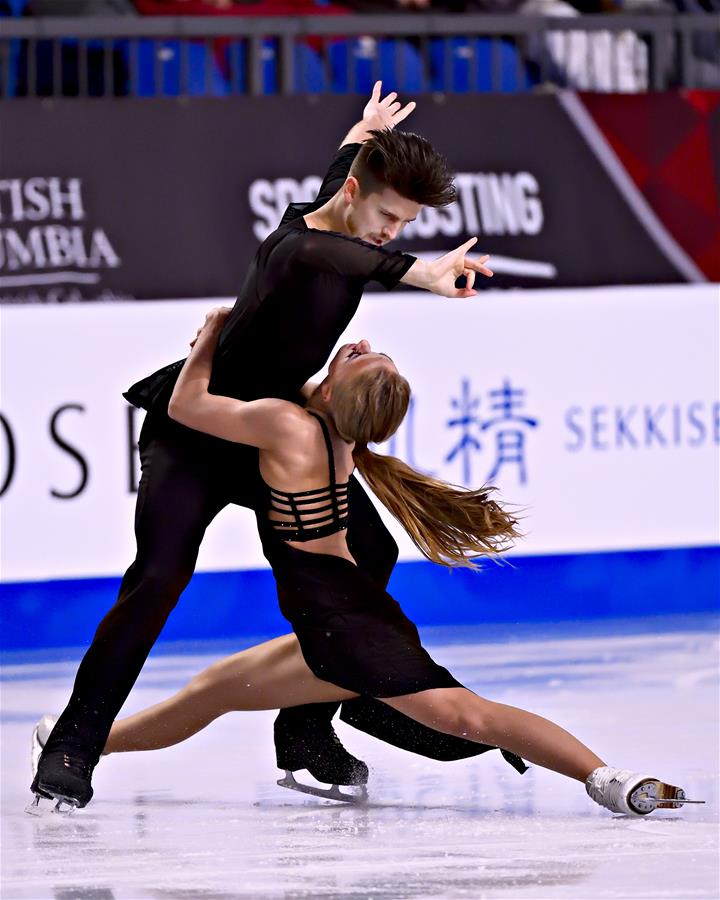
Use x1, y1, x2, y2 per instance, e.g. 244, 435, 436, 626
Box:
25, 794, 78, 817
630, 781, 705, 814
277, 770, 368, 804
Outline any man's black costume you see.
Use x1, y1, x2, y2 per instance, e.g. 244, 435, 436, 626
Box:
35, 143, 524, 806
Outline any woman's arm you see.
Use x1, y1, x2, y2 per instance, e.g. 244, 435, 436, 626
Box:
168, 308, 298, 449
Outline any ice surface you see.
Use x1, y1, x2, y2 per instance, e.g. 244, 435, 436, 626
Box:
2, 624, 718, 899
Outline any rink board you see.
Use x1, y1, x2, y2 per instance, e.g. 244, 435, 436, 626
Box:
1, 284, 719, 648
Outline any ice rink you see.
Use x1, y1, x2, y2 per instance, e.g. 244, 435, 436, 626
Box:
2, 620, 718, 900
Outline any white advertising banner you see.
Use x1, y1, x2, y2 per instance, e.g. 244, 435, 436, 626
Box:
1, 284, 718, 583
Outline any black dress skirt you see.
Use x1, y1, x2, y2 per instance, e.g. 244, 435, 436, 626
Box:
266, 537, 463, 698
260, 524, 528, 775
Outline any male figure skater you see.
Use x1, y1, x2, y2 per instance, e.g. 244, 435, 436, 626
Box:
32, 84, 496, 810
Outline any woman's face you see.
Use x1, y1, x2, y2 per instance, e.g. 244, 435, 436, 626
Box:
327, 340, 397, 387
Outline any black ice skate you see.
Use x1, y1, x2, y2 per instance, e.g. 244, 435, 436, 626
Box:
29, 750, 95, 814
275, 718, 369, 803
586, 766, 705, 816
28, 716, 96, 815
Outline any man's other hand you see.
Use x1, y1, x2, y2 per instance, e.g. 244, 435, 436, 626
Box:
429, 238, 494, 298
401, 238, 494, 298
362, 81, 417, 132
342, 81, 416, 146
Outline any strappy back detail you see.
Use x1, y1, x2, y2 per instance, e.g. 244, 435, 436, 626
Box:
267, 411, 350, 542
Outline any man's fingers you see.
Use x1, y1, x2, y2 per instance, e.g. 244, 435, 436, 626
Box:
438, 237, 479, 271
443, 237, 478, 263
458, 237, 479, 254
381, 90, 398, 106
464, 268, 476, 291
393, 101, 416, 123
465, 262, 494, 278
371, 80, 382, 102
450, 287, 478, 299
464, 256, 493, 278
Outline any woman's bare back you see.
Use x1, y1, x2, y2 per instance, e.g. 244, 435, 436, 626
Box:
258, 404, 358, 564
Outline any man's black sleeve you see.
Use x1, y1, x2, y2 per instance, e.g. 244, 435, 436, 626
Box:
314, 143, 362, 205
293, 229, 416, 290
279, 143, 362, 226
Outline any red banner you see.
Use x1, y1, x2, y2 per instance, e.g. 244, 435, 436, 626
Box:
581, 91, 720, 282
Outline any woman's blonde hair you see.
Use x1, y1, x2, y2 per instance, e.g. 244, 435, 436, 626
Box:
331, 366, 520, 569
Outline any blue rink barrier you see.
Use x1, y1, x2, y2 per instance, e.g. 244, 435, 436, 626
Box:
1, 545, 718, 652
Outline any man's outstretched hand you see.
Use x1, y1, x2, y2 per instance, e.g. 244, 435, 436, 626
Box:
428, 238, 494, 298
362, 81, 416, 132
342, 81, 416, 146
401, 238, 494, 298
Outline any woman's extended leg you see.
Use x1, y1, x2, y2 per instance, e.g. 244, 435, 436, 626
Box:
104, 634, 357, 754
382, 688, 604, 782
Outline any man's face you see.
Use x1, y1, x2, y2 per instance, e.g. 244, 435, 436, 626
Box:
343, 181, 421, 246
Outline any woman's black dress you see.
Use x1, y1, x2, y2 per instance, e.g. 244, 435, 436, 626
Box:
261, 411, 462, 698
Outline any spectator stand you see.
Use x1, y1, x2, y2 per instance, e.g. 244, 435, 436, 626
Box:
0, 11, 718, 97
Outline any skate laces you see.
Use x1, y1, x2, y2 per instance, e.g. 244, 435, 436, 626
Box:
62, 753, 93, 779
42, 748, 94, 781
325, 728, 359, 763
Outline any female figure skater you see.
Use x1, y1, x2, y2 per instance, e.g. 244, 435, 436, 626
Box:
34, 309, 693, 817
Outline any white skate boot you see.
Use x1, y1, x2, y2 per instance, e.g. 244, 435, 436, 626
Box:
30, 715, 58, 781
586, 766, 703, 816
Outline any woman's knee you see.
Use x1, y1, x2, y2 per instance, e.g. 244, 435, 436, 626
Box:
183, 661, 236, 714
436, 695, 498, 742
185, 642, 283, 707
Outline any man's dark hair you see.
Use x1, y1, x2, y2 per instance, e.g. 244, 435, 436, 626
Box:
349, 130, 456, 208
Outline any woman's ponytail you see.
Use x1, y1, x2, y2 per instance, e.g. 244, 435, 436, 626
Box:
352, 444, 520, 569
